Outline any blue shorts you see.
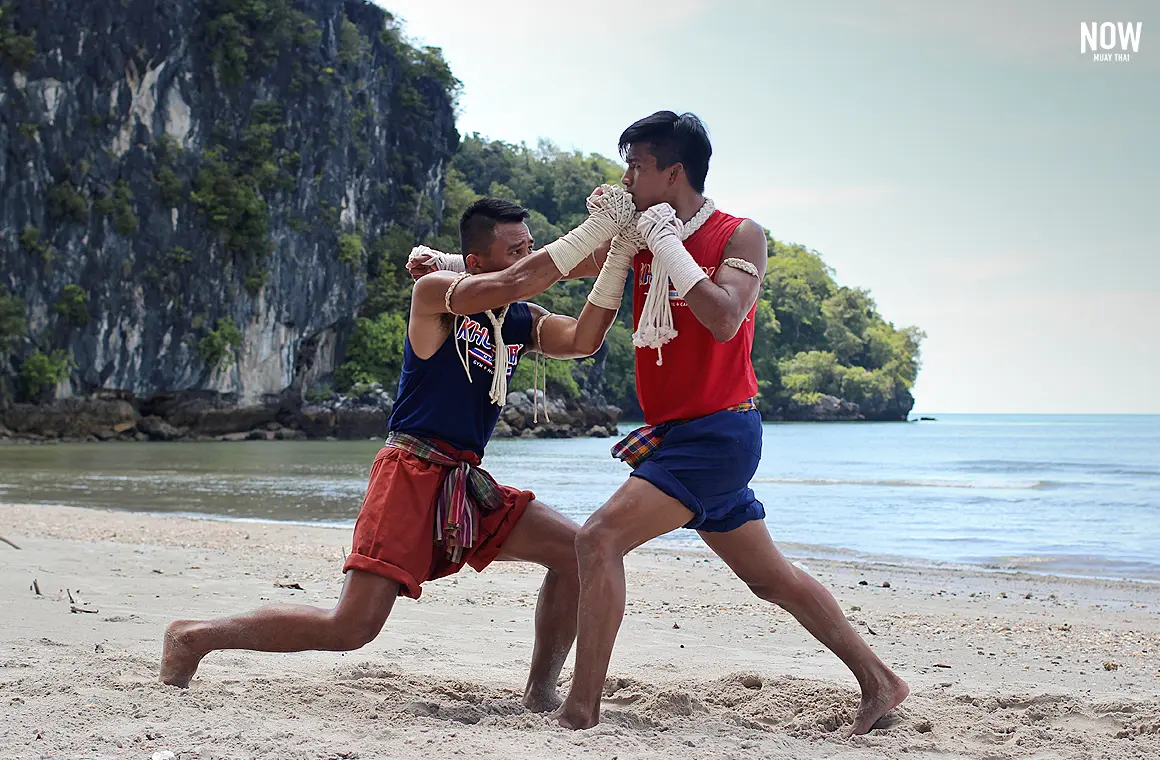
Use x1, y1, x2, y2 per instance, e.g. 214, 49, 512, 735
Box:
631, 408, 765, 533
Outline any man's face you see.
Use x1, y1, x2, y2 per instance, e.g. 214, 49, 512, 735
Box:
467, 221, 534, 274
621, 143, 676, 210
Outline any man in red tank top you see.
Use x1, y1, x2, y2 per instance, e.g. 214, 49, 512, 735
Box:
554, 112, 909, 735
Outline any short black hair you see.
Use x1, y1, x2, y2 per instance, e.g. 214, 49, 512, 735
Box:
618, 111, 712, 193
459, 197, 530, 256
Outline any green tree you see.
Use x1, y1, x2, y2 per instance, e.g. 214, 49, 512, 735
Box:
18, 349, 74, 401
54, 285, 89, 326
334, 312, 407, 390
0, 288, 25, 357
198, 317, 243, 370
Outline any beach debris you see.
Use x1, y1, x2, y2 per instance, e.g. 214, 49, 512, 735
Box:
152, 569, 163, 574
1000, 592, 1008, 598
30, 579, 41, 596
95, 643, 105, 653
67, 588, 98, 614
865, 623, 878, 635
933, 664, 952, 669
1024, 593, 1033, 599
858, 580, 869, 586
672, 622, 680, 629
1103, 660, 1120, 671
152, 752, 177, 760
881, 581, 891, 588
276, 581, 304, 590
0, 535, 21, 550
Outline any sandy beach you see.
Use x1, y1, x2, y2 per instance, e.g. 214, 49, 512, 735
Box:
2, 502, 1158, 760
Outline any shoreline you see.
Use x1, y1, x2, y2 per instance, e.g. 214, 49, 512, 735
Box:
8, 498, 1160, 586
3, 502, 1160, 759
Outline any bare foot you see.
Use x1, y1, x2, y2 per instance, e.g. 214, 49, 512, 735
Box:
849, 672, 910, 736
159, 620, 206, 688
522, 686, 562, 713
552, 701, 599, 730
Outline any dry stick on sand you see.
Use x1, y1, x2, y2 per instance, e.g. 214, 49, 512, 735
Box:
0, 535, 20, 550
67, 587, 98, 614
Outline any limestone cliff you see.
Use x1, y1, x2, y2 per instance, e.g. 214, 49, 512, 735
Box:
0, 0, 458, 406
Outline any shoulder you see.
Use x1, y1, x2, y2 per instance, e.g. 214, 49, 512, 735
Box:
718, 218, 768, 277
511, 301, 543, 326
522, 302, 549, 319
724, 219, 767, 253
412, 270, 464, 313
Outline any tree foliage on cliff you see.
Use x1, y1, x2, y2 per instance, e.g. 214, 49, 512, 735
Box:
341, 134, 923, 419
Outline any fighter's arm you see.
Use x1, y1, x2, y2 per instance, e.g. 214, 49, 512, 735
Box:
527, 302, 618, 359
557, 241, 610, 279
410, 255, 565, 320
680, 220, 767, 342
407, 241, 610, 281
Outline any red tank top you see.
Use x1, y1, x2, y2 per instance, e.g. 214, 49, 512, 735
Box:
632, 210, 759, 425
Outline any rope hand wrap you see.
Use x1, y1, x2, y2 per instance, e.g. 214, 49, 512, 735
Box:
543, 184, 637, 275
587, 221, 644, 310
444, 272, 511, 407
632, 198, 716, 364
410, 245, 465, 274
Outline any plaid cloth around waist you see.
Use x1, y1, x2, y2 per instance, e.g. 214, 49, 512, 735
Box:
611, 399, 758, 469
384, 431, 504, 563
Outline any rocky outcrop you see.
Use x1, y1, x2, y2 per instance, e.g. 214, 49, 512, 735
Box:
1, 395, 138, 438
778, 394, 864, 422
493, 390, 621, 440
768, 388, 915, 422
0, 383, 621, 443
1, 0, 458, 407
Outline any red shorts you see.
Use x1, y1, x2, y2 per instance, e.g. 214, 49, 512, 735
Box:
342, 446, 533, 599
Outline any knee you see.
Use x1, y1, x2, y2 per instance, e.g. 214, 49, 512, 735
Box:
747, 581, 786, 606
541, 534, 580, 585
328, 608, 386, 651
574, 520, 618, 564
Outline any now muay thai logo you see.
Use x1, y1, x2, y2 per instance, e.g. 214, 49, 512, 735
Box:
455, 317, 523, 377
1081, 22, 1143, 62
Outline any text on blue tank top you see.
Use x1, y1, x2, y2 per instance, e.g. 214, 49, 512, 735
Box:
388, 303, 534, 456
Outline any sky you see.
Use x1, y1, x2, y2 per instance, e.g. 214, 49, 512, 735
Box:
372, 0, 1159, 414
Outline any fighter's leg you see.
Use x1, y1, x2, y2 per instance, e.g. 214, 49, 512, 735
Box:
698, 521, 909, 735
553, 478, 693, 730
493, 500, 583, 711
160, 569, 399, 688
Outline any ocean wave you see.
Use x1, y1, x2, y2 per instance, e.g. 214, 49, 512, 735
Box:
751, 477, 1058, 490
959, 460, 1160, 478
980, 554, 1160, 583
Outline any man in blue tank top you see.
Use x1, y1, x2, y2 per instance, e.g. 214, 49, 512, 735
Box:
159, 195, 635, 713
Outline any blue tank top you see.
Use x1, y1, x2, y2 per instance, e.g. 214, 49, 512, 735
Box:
388, 303, 535, 456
